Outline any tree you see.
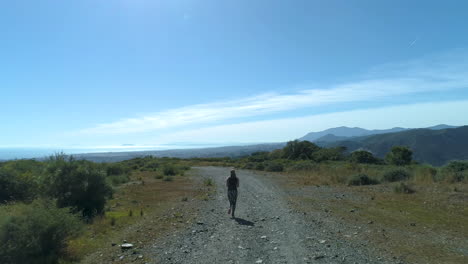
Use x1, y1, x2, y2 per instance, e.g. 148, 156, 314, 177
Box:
282, 140, 320, 160
385, 146, 413, 166
44, 155, 112, 219
0, 199, 82, 264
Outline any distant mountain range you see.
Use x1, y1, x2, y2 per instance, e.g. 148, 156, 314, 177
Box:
319, 125, 467, 166
300, 124, 457, 142
65, 124, 466, 166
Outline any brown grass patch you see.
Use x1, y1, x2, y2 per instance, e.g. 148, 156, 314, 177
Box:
69, 169, 207, 263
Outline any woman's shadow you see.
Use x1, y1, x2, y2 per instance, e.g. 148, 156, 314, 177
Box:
234, 217, 255, 226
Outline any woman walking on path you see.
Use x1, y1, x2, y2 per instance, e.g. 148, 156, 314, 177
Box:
226, 169, 239, 219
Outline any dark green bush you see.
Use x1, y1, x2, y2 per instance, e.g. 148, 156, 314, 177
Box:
287, 160, 318, 171
44, 155, 113, 219
382, 168, 411, 182
105, 163, 130, 176
163, 164, 178, 176
385, 146, 413, 166
242, 162, 256, 170
349, 150, 379, 164
282, 140, 320, 160
312, 147, 346, 162
265, 161, 284, 172
0, 168, 38, 203
444, 160, 468, 172
393, 182, 415, 194
107, 174, 130, 186
348, 174, 379, 186
163, 176, 173, 182
254, 163, 265, 171
248, 152, 270, 162
0, 160, 42, 203
0, 200, 82, 264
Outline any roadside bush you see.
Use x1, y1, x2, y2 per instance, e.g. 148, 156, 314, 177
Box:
0, 200, 82, 264
348, 174, 379, 186
349, 150, 379, 164
163, 164, 178, 176
44, 155, 113, 219
248, 152, 270, 162
265, 161, 284, 172
255, 163, 265, 171
107, 174, 130, 186
287, 160, 318, 171
0, 160, 42, 203
0, 168, 39, 203
444, 160, 468, 172
282, 140, 320, 160
382, 168, 411, 182
105, 163, 130, 176
393, 182, 415, 194
242, 162, 256, 170
163, 176, 173, 182
385, 146, 413, 166
312, 147, 346, 162
203, 178, 214, 186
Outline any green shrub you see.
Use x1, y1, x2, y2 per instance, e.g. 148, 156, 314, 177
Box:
105, 163, 130, 176
382, 168, 411, 182
44, 155, 113, 219
242, 162, 256, 170
163, 165, 178, 176
154, 174, 164, 179
287, 160, 318, 171
265, 161, 284, 172
0, 168, 38, 203
444, 161, 468, 172
248, 152, 270, 162
348, 174, 379, 186
107, 174, 130, 186
203, 178, 214, 186
312, 147, 346, 162
0, 200, 82, 264
282, 140, 320, 160
0, 160, 42, 203
255, 163, 265, 171
393, 182, 415, 194
385, 146, 413, 166
163, 176, 173, 182
349, 150, 379, 164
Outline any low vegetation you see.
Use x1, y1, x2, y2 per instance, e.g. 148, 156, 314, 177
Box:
0, 139, 466, 263
0, 155, 192, 263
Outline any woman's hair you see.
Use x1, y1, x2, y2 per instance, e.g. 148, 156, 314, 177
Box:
230, 169, 236, 178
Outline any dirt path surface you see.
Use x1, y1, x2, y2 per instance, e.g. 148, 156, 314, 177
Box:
147, 167, 399, 263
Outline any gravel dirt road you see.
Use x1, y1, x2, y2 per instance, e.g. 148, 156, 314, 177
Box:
148, 167, 400, 264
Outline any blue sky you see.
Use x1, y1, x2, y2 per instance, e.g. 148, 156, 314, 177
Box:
1, 0, 468, 148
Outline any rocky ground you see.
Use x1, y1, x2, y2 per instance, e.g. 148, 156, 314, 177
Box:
144, 167, 402, 264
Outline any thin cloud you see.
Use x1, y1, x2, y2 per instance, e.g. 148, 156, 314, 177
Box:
155, 100, 468, 144
78, 51, 468, 135
409, 36, 419, 47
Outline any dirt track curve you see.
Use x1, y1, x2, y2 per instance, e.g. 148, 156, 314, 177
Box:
148, 167, 399, 264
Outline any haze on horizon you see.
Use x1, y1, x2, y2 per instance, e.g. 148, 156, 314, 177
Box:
1, 0, 468, 149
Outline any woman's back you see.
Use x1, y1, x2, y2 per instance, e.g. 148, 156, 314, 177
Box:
227, 177, 238, 190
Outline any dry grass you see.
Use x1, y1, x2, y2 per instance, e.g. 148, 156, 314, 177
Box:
68, 169, 208, 263
269, 166, 468, 264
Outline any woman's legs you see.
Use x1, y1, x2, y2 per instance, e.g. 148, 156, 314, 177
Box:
228, 190, 238, 218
